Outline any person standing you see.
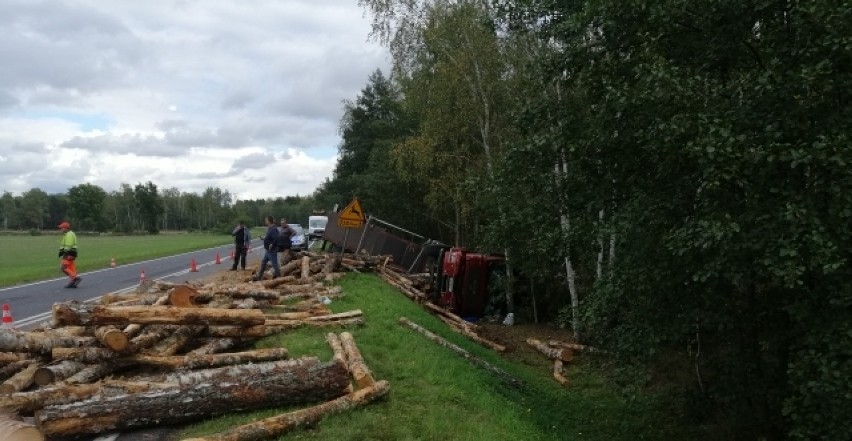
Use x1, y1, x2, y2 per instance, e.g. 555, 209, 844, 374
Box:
57, 221, 82, 288
230, 220, 251, 271
254, 215, 281, 281
278, 217, 295, 265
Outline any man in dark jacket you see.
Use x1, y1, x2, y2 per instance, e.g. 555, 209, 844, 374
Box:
278, 217, 295, 264
254, 216, 280, 281
230, 220, 251, 271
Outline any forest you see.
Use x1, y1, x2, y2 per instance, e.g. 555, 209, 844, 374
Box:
2, 1, 848, 439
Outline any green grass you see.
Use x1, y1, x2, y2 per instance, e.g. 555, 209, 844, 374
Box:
178, 273, 694, 441
0, 231, 245, 287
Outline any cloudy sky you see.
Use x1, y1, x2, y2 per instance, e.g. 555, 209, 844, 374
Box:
0, 0, 389, 200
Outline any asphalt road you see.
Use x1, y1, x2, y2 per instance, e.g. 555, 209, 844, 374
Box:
0, 243, 265, 441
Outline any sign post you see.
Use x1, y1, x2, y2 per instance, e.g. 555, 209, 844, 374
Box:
337, 198, 365, 228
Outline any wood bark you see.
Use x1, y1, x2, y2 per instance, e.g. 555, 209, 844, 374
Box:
179, 380, 390, 441
325, 333, 345, 363
398, 317, 524, 389
204, 325, 266, 338
339, 332, 374, 389
36, 358, 351, 436
129, 325, 178, 352
122, 295, 170, 338
52, 304, 265, 327
202, 285, 281, 301
145, 325, 205, 356
186, 338, 242, 356
301, 256, 311, 279
0, 353, 32, 363
0, 380, 164, 414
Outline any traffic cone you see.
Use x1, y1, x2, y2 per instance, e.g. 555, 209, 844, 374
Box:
140, 269, 146, 282
110, 257, 116, 268
2, 304, 14, 329
215, 252, 221, 264
190, 258, 198, 272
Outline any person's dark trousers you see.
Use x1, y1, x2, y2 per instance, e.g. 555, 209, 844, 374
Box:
232, 245, 247, 270
254, 248, 280, 280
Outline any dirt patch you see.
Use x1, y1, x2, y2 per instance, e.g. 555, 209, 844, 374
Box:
476, 321, 576, 368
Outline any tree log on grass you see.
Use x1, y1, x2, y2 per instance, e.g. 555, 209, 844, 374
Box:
180, 380, 390, 441
437, 316, 505, 353
339, 332, 374, 389
546, 340, 610, 355
553, 360, 569, 386
398, 317, 524, 389
35, 358, 351, 437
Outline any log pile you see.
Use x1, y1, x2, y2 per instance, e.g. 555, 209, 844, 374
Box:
0, 254, 387, 439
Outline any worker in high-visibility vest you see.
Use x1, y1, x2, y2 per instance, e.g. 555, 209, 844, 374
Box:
58, 221, 82, 288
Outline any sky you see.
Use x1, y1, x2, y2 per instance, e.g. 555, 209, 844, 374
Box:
0, 0, 390, 201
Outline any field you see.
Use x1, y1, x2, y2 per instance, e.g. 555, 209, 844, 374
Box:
0, 231, 243, 288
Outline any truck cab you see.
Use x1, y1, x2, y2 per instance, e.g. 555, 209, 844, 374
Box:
433, 247, 504, 318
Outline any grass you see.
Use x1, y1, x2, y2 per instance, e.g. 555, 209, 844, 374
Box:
0, 231, 254, 287
178, 273, 695, 441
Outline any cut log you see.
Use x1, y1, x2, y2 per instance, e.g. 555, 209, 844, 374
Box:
526, 338, 573, 362
145, 325, 205, 356
325, 333, 345, 363
301, 256, 311, 279
0, 380, 164, 414
0, 353, 32, 363
305, 310, 362, 322
36, 358, 351, 436
0, 412, 44, 441
52, 304, 265, 327
339, 332, 374, 389
546, 340, 610, 355
553, 360, 569, 386
398, 317, 524, 389
437, 316, 505, 352
0, 362, 40, 394
94, 326, 130, 352
129, 325, 179, 352
33, 360, 85, 386
0, 360, 34, 382
204, 325, 266, 338
101, 293, 161, 306
180, 380, 390, 441
122, 295, 170, 338
51, 347, 116, 364
187, 338, 242, 356
422, 302, 477, 331
202, 285, 280, 301
0, 329, 95, 354
168, 285, 201, 307
118, 348, 289, 370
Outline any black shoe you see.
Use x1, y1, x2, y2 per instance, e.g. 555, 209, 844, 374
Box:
71, 276, 82, 287
64, 283, 75, 288
229, 267, 237, 271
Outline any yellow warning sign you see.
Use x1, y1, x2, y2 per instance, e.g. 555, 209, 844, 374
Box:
338, 198, 365, 228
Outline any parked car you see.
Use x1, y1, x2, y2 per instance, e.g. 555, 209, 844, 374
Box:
288, 224, 308, 251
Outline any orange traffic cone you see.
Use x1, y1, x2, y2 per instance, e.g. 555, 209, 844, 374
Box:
110, 257, 116, 268
215, 252, 221, 264
140, 269, 147, 282
190, 258, 198, 272
2, 304, 14, 329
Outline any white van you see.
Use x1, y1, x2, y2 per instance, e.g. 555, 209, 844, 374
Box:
307, 215, 328, 239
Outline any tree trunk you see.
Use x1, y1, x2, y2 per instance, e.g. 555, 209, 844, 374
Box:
33, 360, 85, 386
35, 358, 351, 437
437, 315, 505, 352
180, 380, 390, 441
325, 333, 345, 364
0, 360, 34, 382
301, 256, 311, 279
526, 338, 573, 362
339, 332, 374, 389
398, 317, 523, 388
553, 360, 568, 386
145, 325, 205, 356
0, 329, 95, 354
52, 304, 265, 327
0, 353, 32, 363
119, 348, 289, 369
94, 326, 129, 352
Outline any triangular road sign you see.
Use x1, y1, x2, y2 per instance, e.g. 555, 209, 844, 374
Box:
338, 197, 365, 225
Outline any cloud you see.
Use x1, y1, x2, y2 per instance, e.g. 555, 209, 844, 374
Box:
0, 0, 390, 201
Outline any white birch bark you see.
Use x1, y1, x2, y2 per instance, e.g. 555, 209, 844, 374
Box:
555, 158, 580, 341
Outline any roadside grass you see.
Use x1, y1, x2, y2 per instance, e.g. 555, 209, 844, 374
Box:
178, 273, 695, 441
0, 232, 236, 287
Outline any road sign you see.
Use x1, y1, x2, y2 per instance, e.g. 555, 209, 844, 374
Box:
338, 197, 365, 228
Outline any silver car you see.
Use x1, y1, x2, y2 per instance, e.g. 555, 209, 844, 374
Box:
288, 224, 308, 251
